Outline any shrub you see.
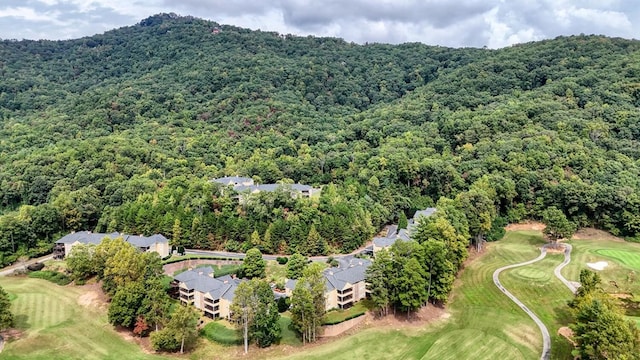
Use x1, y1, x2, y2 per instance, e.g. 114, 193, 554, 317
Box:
26, 262, 45, 271
151, 328, 180, 351
28, 270, 72, 286
276, 256, 288, 265
277, 297, 290, 313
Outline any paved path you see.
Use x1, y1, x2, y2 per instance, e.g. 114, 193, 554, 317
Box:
186, 244, 373, 263
493, 242, 579, 360
0, 254, 53, 277
547, 243, 579, 294
493, 248, 552, 360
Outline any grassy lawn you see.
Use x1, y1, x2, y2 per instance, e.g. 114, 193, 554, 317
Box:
266, 260, 287, 285
278, 315, 302, 346
280, 231, 552, 360
3, 231, 637, 360
323, 300, 370, 325
0, 276, 167, 360
562, 238, 640, 294
200, 320, 242, 345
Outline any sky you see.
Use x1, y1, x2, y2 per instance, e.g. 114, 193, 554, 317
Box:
0, 0, 638, 48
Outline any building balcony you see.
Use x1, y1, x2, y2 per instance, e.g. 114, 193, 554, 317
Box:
337, 294, 353, 304
204, 297, 220, 305
180, 294, 194, 302
337, 288, 353, 296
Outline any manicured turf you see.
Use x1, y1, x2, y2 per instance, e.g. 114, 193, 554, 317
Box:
323, 301, 369, 325
562, 238, 640, 294
278, 315, 302, 346
280, 231, 555, 360
593, 249, 640, 271
200, 320, 242, 345
0, 276, 167, 360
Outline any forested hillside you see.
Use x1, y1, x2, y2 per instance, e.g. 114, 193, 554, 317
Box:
1, 13, 640, 265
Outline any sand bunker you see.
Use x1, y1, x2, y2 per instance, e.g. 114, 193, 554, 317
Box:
586, 261, 608, 271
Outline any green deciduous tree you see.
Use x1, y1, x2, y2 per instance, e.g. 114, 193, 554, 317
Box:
242, 248, 266, 279
66, 243, 96, 281
108, 281, 146, 328
231, 278, 281, 353
542, 206, 576, 246
169, 305, 200, 354
366, 249, 392, 316
0, 285, 14, 331
286, 253, 308, 279
290, 263, 325, 344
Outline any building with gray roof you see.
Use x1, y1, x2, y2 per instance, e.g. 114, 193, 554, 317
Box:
284, 257, 371, 311
53, 231, 169, 259
211, 177, 320, 200
372, 208, 437, 253
175, 267, 242, 319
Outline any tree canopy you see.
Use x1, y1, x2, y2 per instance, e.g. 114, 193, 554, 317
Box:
1, 15, 640, 265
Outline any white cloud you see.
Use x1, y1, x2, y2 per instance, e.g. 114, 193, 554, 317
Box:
0, 1, 638, 46
0, 6, 68, 25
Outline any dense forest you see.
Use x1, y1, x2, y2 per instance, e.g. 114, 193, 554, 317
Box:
1, 13, 640, 265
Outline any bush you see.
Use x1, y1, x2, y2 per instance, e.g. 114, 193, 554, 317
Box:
486, 216, 507, 242
277, 296, 290, 313
151, 328, 180, 352
276, 256, 288, 265
26, 262, 45, 271
177, 246, 185, 255
28, 270, 72, 285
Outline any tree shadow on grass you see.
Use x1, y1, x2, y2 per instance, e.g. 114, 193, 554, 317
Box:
13, 314, 29, 330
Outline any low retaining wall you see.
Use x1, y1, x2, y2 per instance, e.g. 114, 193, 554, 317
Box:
321, 314, 367, 337
163, 259, 242, 276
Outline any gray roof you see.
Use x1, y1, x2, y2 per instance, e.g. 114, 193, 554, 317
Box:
413, 207, 437, 221
372, 236, 396, 248
211, 176, 254, 186
323, 257, 371, 291
55, 231, 168, 247
397, 229, 411, 241
55, 231, 119, 245
386, 225, 398, 237
175, 269, 240, 301
285, 279, 298, 291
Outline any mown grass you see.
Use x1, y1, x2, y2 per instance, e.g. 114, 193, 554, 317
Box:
501, 254, 574, 358
323, 300, 370, 325
280, 231, 552, 360
563, 238, 640, 295
200, 320, 242, 345
0, 276, 167, 360
593, 249, 640, 271
278, 315, 302, 347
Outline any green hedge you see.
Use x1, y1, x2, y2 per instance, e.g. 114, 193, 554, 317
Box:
28, 270, 72, 286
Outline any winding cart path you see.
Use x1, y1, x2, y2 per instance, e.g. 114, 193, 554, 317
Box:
493, 242, 578, 360
493, 247, 552, 360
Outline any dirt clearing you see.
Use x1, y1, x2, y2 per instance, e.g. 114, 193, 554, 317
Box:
505, 222, 546, 231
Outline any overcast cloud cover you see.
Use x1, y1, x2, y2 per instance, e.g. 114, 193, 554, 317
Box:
0, 0, 638, 48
